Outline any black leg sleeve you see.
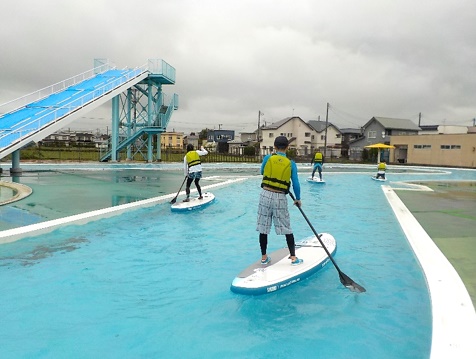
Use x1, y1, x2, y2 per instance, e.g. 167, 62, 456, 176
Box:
285, 233, 296, 257
186, 177, 193, 196
195, 178, 202, 196
259, 233, 268, 256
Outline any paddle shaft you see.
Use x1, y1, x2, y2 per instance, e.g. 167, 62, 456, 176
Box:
289, 193, 344, 272
288, 192, 363, 291
170, 176, 188, 204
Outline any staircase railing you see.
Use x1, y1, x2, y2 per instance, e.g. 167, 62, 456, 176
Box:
0, 67, 148, 149
0, 62, 114, 115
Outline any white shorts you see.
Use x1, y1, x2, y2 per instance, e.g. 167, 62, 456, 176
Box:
256, 189, 292, 235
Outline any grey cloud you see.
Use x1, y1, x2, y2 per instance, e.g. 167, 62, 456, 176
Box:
1, 0, 475, 133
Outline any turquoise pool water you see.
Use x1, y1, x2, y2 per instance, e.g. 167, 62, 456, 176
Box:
0, 163, 474, 358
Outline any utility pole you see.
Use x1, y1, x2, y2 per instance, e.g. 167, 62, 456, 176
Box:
418, 112, 421, 127
257, 111, 263, 142
324, 102, 329, 158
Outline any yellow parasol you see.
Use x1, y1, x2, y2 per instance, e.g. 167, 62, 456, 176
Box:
364, 143, 395, 163
364, 143, 395, 149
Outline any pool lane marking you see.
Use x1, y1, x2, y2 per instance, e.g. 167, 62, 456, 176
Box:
382, 185, 476, 359
0, 177, 251, 245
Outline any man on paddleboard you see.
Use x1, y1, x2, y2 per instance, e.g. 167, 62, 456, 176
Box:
257, 136, 303, 266
311, 148, 324, 180
183, 144, 208, 202
376, 161, 386, 179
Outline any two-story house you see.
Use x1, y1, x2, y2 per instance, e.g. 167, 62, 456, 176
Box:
349, 117, 421, 161
307, 120, 342, 158
260, 117, 315, 156
260, 116, 343, 157
161, 131, 184, 150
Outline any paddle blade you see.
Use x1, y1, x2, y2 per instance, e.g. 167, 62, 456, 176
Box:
170, 198, 177, 204
339, 272, 366, 293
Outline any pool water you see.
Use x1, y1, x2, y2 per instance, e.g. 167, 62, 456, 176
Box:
0, 164, 453, 358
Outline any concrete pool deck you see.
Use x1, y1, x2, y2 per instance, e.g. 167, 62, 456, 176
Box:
384, 184, 476, 359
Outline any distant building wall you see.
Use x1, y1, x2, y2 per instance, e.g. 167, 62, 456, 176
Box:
161, 132, 184, 149
391, 134, 476, 168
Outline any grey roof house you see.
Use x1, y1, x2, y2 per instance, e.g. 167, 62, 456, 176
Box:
349, 116, 421, 161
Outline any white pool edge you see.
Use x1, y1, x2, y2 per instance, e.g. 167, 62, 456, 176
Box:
0, 177, 249, 244
382, 185, 476, 359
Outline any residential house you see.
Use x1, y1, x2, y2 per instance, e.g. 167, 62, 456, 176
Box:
260, 116, 342, 157
207, 129, 235, 153
184, 134, 199, 149
207, 129, 235, 143
40, 130, 95, 147
161, 131, 184, 150
339, 128, 363, 157
240, 131, 258, 144
307, 120, 343, 158
260, 117, 314, 156
227, 135, 247, 155
349, 117, 421, 162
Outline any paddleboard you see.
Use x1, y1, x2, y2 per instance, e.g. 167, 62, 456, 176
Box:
171, 192, 215, 212
371, 176, 387, 182
230, 233, 336, 295
307, 176, 326, 183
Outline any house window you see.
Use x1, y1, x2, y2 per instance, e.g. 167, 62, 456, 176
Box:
335, 134, 341, 138
368, 131, 376, 138
321, 135, 325, 140
305, 132, 311, 137
269, 133, 274, 138
440, 145, 460, 150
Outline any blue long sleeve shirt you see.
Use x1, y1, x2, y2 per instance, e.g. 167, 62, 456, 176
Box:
260, 152, 301, 200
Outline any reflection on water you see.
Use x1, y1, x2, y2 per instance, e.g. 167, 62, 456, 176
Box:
0, 236, 89, 267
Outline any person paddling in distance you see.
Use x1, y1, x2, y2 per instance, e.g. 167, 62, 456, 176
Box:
311, 148, 324, 180
183, 144, 208, 202
257, 136, 303, 266
376, 161, 386, 179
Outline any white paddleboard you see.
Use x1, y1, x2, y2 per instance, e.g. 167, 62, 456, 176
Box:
230, 233, 336, 295
307, 176, 326, 183
171, 192, 215, 212
371, 176, 387, 182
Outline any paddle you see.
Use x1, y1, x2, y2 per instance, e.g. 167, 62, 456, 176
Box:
170, 176, 188, 204
289, 192, 366, 293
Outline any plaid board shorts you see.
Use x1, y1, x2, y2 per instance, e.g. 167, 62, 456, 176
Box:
256, 189, 292, 235
187, 171, 202, 179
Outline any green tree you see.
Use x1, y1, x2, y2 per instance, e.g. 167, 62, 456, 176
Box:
286, 148, 297, 160
243, 146, 255, 156
199, 128, 209, 141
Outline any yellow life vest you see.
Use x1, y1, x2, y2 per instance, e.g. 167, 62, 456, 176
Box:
261, 154, 291, 193
378, 162, 386, 171
186, 151, 201, 168
314, 152, 323, 163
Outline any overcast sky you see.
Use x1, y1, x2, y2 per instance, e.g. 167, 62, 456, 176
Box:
1, 0, 475, 134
